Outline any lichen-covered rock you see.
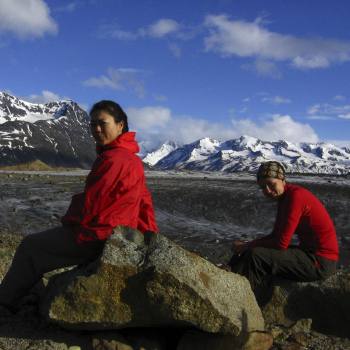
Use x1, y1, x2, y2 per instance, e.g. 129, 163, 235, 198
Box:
92, 333, 132, 350
261, 270, 350, 337
241, 331, 274, 350
0, 232, 23, 280
0, 338, 69, 350
41, 227, 264, 335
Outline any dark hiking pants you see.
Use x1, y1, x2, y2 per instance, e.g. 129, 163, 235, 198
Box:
228, 246, 337, 291
0, 226, 105, 307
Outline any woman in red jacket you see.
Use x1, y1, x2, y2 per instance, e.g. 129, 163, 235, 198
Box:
0, 100, 158, 313
229, 161, 338, 291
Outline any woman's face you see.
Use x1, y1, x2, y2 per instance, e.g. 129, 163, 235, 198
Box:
258, 177, 286, 199
90, 111, 124, 145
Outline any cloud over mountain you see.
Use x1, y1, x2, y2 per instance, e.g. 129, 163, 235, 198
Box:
128, 105, 319, 149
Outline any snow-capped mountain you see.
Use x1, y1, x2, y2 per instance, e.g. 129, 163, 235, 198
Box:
142, 140, 181, 166
143, 135, 350, 175
154, 137, 221, 170
0, 92, 95, 168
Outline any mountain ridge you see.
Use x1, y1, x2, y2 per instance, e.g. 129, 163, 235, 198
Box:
143, 135, 350, 175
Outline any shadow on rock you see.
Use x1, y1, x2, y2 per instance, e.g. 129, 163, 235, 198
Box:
261, 271, 350, 339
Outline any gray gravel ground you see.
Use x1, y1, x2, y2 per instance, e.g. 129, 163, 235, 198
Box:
0, 171, 349, 268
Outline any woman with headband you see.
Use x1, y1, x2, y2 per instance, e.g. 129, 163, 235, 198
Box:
228, 161, 338, 291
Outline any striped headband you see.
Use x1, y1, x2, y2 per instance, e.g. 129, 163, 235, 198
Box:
257, 161, 286, 181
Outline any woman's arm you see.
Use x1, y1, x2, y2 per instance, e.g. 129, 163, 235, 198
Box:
137, 186, 158, 233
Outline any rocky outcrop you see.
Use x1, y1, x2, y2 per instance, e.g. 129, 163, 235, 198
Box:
261, 271, 350, 338
41, 227, 264, 336
2, 231, 350, 349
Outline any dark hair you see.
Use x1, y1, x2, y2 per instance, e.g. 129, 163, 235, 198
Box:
89, 100, 129, 133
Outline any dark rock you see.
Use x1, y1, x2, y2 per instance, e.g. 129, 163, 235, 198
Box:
176, 329, 273, 350
261, 271, 350, 337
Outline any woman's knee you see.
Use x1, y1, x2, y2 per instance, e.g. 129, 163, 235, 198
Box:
248, 247, 269, 259
17, 234, 40, 254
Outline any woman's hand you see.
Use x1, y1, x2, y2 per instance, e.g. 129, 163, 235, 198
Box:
231, 240, 250, 255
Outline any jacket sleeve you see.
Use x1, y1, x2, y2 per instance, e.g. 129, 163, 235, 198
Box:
137, 185, 158, 233
65, 155, 144, 242
249, 191, 304, 250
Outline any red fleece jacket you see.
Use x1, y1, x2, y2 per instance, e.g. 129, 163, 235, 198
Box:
250, 183, 338, 261
61, 132, 158, 242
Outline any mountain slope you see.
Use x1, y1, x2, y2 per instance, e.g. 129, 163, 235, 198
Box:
0, 92, 95, 168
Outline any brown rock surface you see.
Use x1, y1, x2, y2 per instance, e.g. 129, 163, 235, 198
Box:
41, 227, 264, 335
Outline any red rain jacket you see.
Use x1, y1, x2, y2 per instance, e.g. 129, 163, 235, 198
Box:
61, 132, 158, 242
249, 183, 338, 261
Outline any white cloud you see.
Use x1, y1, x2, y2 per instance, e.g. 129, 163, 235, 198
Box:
339, 113, 350, 120
261, 96, 291, 105
126, 105, 319, 148
55, 1, 79, 13
83, 68, 145, 98
101, 18, 181, 41
231, 115, 319, 143
292, 56, 330, 69
242, 59, 282, 78
127, 106, 232, 146
204, 14, 350, 70
23, 90, 87, 110
24, 90, 63, 103
333, 95, 346, 101
307, 115, 335, 121
127, 106, 171, 130
153, 94, 168, 102
0, 0, 57, 39
307, 104, 321, 115
148, 19, 180, 38
326, 140, 350, 148
107, 29, 138, 40
168, 43, 182, 58
307, 102, 350, 120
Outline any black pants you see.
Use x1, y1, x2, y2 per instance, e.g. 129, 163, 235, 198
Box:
229, 246, 337, 291
0, 226, 105, 307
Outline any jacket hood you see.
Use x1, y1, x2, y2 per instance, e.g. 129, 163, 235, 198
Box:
96, 132, 140, 154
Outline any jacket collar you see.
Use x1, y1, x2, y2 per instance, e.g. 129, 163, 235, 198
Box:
96, 132, 140, 155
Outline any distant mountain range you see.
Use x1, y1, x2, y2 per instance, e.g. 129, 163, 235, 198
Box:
1, 92, 349, 174
142, 137, 350, 175
0, 92, 95, 168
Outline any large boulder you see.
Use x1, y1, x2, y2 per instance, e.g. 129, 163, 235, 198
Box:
41, 227, 264, 336
261, 270, 350, 338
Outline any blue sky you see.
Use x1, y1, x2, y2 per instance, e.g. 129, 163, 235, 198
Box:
0, 0, 350, 148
